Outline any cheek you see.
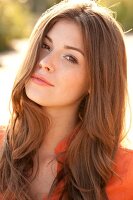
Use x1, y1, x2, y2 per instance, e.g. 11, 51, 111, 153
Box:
25, 80, 40, 103
24, 69, 89, 107
59, 70, 89, 99
24, 80, 52, 105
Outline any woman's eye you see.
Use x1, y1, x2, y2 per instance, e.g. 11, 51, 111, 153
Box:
41, 43, 50, 51
65, 55, 78, 64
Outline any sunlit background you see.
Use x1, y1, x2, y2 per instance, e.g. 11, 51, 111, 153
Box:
0, 0, 133, 147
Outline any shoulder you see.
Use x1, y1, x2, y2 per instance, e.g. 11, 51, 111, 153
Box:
106, 147, 133, 200
115, 146, 133, 166
115, 146, 133, 170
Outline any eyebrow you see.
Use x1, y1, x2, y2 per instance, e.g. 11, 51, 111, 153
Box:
45, 35, 85, 56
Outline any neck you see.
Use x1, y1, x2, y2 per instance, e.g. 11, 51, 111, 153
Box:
40, 104, 80, 156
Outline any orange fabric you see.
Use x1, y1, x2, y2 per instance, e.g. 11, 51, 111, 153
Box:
0, 127, 133, 200
106, 147, 133, 200
43, 137, 133, 200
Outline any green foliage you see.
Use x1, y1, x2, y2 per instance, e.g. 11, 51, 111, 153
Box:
0, 0, 132, 52
99, 0, 133, 32
53, 0, 133, 32
114, 0, 133, 32
0, 0, 34, 52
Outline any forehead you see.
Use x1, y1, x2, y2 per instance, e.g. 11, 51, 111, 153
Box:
44, 19, 84, 47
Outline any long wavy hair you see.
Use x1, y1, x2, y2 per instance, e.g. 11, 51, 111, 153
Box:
0, 0, 127, 199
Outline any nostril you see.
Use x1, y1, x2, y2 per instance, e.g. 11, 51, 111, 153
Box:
44, 65, 55, 72
45, 66, 50, 71
38, 62, 55, 72
45, 65, 54, 72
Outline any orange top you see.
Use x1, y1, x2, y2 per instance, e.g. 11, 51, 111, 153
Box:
42, 136, 133, 200
0, 127, 133, 200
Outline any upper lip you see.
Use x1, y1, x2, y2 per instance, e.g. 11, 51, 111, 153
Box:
31, 73, 54, 86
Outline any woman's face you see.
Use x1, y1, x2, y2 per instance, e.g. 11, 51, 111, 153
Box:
25, 19, 89, 108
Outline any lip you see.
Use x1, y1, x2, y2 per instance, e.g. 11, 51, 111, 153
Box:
31, 74, 54, 87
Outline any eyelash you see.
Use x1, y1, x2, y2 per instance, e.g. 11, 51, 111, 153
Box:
41, 43, 51, 51
41, 43, 78, 64
64, 55, 78, 64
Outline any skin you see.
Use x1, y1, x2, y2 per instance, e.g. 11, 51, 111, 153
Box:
25, 19, 89, 154
25, 19, 90, 200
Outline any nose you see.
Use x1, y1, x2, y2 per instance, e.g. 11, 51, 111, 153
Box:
38, 56, 55, 73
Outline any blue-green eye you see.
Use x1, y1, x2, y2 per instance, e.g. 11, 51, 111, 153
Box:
65, 55, 78, 64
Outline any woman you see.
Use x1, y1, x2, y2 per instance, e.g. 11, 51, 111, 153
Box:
0, 0, 133, 199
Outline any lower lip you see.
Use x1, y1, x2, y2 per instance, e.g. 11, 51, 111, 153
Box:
31, 77, 52, 86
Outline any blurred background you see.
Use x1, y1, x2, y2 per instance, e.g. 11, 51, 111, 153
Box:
0, 0, 133, 147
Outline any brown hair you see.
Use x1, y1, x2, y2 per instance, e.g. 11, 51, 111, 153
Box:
0, 0, 127, 199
